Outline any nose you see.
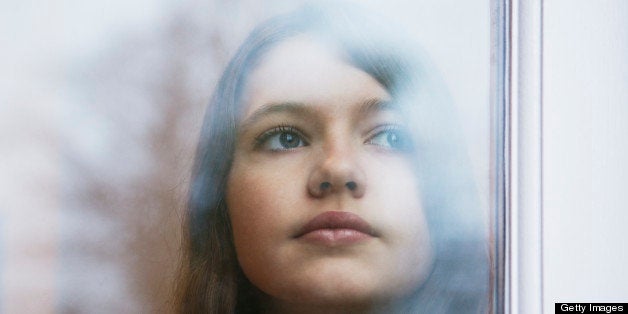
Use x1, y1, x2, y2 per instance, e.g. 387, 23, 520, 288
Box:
307, 144, 366, 199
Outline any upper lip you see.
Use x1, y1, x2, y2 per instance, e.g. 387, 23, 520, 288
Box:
294, 211, 377, 238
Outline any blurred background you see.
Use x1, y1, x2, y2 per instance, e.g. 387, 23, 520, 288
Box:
0, 0, 489, 312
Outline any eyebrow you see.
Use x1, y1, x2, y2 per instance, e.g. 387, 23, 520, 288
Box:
239, 98, 398, 132
239, 102, 313, 132
358, 98, 397, 117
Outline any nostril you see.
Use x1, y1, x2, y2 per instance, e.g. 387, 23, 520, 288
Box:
320, 182, 332, 190
345, 181, 357, 191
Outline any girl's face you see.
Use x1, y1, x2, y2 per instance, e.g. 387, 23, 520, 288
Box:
226, 35, 432, 311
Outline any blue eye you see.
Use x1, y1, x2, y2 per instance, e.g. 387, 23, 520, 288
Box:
367, 126, 411, 151
256, 126, 307, 151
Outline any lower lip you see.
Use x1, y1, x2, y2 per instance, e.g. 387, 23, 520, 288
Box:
299, 229, 373, 246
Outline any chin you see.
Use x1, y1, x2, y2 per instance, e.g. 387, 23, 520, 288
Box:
269, 266, 421, 310
266, 279, 421, 314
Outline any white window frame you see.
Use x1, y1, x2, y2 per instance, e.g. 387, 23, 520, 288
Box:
492, 0, 544, 313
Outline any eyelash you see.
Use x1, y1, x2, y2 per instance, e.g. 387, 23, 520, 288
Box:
365, 124, 412, 151
368, 124, 400, 136
254, 125, 309, 150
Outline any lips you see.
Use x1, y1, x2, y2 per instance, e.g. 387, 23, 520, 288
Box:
294, 211, 377, 245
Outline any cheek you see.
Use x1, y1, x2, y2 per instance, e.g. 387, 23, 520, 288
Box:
367, 159, 433, 287
369, 158, 426, 231
225, 158, 306, 286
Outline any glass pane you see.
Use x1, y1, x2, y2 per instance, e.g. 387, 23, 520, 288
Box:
1, 0, 493, 312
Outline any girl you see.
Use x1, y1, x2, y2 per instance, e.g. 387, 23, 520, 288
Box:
178, 3, 488, 313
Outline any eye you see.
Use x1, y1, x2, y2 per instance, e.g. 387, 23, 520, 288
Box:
366, 126, 412, 151
255, 126, 308, 151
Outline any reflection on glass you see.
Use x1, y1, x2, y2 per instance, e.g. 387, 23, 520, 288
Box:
179, 2, 489, 313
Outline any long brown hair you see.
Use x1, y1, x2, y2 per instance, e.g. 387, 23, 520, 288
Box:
177, 3, 489, 313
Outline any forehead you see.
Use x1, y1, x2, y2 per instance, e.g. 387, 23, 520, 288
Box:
242, 35, 390, 118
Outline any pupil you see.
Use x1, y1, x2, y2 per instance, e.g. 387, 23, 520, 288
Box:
280, 132, 299, 148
